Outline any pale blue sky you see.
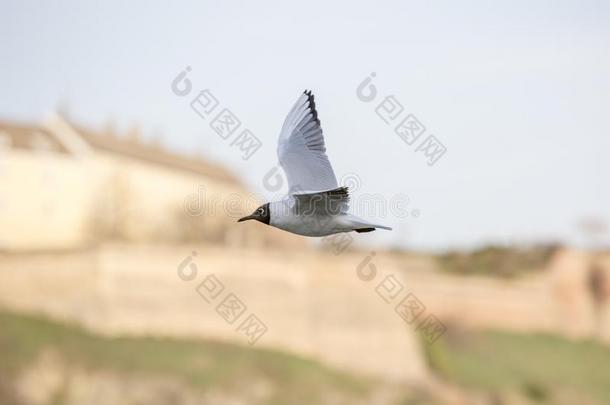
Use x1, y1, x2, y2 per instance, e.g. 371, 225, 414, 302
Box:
2, 0, 609, 250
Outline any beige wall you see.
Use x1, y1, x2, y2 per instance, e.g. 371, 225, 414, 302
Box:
383, 248, 609, 341
1, 245, 609, 382
0, 148, 95, 249
0, 244, 428, 382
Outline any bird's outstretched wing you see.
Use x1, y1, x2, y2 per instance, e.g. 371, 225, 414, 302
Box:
277, 90, 338, 194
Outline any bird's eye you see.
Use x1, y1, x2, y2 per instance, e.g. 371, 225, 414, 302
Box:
258, 208, 264, 214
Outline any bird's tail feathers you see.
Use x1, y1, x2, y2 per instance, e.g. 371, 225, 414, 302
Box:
347, 215, 392, 232
370, 224, 392, 231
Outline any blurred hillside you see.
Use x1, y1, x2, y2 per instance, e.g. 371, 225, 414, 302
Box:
2, 310, 610, 405
0, 310, 427, 405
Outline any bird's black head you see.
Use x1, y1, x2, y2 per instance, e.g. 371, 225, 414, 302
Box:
237, 203, 270, 225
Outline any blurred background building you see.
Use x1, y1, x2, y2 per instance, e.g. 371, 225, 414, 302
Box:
0, 114, 303, 250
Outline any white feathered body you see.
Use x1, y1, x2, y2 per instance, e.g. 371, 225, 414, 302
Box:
268, 198, 390, 237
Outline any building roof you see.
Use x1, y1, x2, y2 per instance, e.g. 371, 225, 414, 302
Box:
0, 121, 70, 154
0, 118, 240, 185
74, 124, 239, 185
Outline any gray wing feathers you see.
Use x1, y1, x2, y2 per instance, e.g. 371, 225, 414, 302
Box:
293, 186, 350, 216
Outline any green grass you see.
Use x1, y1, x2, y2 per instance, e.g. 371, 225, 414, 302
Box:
422, 328, 610, 403
0, 310, 374, 404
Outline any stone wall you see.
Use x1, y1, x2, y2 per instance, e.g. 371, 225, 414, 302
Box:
1, 245, 608, 383
0, 244, 428, 382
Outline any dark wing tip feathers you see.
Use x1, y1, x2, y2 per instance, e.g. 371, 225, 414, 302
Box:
328, 186, 349, 197
302, 89, 319, 125
327, 186, 350, 203
355, 227, 376, 233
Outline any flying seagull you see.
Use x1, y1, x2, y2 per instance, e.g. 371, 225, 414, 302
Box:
238, 90, 392, 237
